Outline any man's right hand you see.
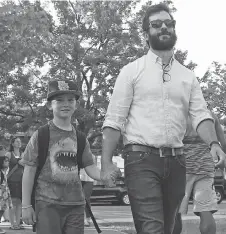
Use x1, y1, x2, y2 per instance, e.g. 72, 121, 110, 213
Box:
101, 162, 122, 187
22, 206, 36, 225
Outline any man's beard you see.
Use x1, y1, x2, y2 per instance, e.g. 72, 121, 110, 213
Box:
148, 29, 177, 51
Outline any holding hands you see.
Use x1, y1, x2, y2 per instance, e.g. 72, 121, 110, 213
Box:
100, 162, 122, 187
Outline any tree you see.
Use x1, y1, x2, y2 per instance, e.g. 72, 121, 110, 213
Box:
0, 0, 200, 149
199, 62, 226, 121
0, 0, 54, 137
174, 50, 197, 71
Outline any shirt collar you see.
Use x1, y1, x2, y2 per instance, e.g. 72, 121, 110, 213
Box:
147, 49, 175, 66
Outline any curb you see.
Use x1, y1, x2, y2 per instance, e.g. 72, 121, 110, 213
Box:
96, 213, 226, 224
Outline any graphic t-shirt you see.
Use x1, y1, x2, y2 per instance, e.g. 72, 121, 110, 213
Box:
21, 121, 94, 205
183, 116, 214, 177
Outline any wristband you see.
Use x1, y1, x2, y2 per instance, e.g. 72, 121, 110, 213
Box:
22, 205, 32, 209
209, 141, 221, 149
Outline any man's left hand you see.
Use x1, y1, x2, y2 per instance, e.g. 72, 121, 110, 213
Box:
210, 144, 226, 169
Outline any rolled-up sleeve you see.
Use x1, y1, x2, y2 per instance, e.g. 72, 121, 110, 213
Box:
20, 130, 39, 167
189, 75, 213, 130
82, 140, 95, 168
103, 64, 134, 132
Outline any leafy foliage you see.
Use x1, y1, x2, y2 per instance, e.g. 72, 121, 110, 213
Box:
0, 0, 224, 149
199, 62, 226, 121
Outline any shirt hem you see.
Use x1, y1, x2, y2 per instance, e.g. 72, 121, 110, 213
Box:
185, 172, 214, 177
35, 198, 85, 206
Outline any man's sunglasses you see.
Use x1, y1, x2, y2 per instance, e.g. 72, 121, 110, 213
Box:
149, 19, 176, 29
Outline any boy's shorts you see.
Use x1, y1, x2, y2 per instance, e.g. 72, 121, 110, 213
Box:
179, 174, 218, 215
35, 200, 85, 234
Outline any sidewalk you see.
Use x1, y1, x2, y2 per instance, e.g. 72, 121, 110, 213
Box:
96, 212, 226, 224
1, 211, 226, 233
0, 222, 123, 234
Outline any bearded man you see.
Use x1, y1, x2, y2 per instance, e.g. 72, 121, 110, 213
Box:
100, 3, 226, 234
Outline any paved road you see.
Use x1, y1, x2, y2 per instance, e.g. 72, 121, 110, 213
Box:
1, 202, 225, 233
91, 201, 226, 221
0, 223, 122, 234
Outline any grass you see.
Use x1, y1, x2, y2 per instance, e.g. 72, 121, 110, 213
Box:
101, 219, 226, 234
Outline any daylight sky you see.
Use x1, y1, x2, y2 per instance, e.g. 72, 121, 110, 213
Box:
150, 0, 226, 77
44, 0, 226, 77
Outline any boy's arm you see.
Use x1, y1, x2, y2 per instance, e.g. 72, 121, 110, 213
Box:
22, 165, 37, 206
212, 113, 226, 152
82, 140, 100, 180
85, 164, 101, 181
20, 130, 39, 206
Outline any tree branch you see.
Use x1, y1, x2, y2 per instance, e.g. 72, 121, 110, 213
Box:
96, 115, 105, 121
79, 22, 93, 43
0, 109, 24, 118
81, 71, 89, 90
68, 0, 81, 24
81, 43, 96, 62
26, 100, 35, 116
69, 0, 76, 13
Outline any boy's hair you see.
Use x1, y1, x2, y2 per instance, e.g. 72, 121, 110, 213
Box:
47, 80, 81, 101
142, 3, 174, 33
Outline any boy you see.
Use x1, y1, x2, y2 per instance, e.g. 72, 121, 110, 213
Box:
173, 111, 226, 234
21, 80, 102, 234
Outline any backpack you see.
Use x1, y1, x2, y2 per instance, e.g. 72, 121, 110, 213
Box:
31, 123, 86, 209
31, 123, 101, 233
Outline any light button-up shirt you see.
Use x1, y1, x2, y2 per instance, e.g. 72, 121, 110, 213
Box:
103, 50, 213, 148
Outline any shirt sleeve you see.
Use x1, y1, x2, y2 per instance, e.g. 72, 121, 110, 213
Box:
82, 139, 95, 168
189, 75, 213, 130
102, 64, 134, 132
20, 130, 39, 167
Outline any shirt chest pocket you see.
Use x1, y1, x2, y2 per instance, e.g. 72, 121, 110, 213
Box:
167, 79, 192, 104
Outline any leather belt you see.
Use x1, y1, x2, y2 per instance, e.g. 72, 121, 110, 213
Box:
124, 144, 183, 157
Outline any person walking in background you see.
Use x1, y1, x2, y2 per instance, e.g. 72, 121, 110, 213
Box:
1, 145, 9, 224
0, 146, 13, 234
5, 137, 24, 230
101, 3, 226, 234
80, 155, 96, 226
1, 209, 9, 223
173, 111, 226, 234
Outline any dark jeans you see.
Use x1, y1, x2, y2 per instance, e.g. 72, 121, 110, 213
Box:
124, 151, 186, 234
172, 213, 182, 234
35, 200, 84, 234
81, 181, 94, 218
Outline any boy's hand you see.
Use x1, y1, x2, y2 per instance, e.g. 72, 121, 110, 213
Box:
101, 162, 122, 187
22, 206, 36, 225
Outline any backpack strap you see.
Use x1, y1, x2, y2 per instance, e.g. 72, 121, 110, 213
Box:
37, 124, 50, 180
31, 124, 49, 209
76, 130, 86, 172
7, 164, 19, 179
